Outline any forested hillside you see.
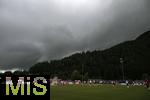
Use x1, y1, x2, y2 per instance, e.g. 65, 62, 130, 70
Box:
29, 31, 150, 80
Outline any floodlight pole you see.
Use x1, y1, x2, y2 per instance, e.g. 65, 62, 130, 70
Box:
82, 64, 84, 85
120, 58, 125, 81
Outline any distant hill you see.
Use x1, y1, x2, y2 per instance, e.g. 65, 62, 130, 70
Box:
29, 30, 150, 80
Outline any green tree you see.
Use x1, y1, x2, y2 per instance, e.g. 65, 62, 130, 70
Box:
71, 70, 81, 81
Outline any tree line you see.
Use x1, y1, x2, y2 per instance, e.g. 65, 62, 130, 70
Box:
1, 30, 150, 80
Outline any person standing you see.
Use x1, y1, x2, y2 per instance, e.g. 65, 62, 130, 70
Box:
126, 80, 129, 88
145, 80, 150, 89
148, 80, 150, 90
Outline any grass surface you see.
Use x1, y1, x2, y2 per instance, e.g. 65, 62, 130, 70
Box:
51, 84, 150, 100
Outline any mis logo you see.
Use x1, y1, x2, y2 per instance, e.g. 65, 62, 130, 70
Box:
0, 75, 50, 99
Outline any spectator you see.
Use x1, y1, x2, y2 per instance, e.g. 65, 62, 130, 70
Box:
145, 80, 150, 89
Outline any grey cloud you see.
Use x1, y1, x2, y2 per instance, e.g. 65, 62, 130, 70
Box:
0, 0, 150, 69
83, 0, 150, 50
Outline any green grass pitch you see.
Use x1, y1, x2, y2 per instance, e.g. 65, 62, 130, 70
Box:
51, 85, 150, 100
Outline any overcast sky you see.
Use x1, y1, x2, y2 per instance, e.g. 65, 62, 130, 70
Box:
0, 0, 150, 70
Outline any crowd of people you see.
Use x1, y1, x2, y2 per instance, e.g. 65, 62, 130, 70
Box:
50, 78, 150, 89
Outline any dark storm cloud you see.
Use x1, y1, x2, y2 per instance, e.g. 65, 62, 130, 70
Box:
0, 0, 150, 69
83, 0, 150, 50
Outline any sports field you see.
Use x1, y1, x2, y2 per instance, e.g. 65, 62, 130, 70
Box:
51, 85, 150, 100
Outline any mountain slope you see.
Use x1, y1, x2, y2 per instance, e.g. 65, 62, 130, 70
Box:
29, 30, 150, 80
